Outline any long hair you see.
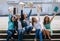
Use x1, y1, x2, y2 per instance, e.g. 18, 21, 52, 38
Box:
43, 16, 50, 25
32, 17, 35, 26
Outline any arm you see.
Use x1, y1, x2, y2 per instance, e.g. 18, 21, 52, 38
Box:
37, 13, 40, 22
50, 13, 56, 22
27, 9, 32, 20
20, 4, 25, 27
50, 6, 59, 22
37, 4, 42, 22
20, 9, 24, 20
27, 3, 33, 20
20, 9, 25, 27
8, 13, 12, 22
20, 4, 25, 21
9, 14, 11, 19
40, 22, 45, 31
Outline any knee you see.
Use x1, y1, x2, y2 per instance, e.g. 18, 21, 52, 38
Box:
7, 31, 12, 35
29, 27, 32, 30
39, 32, 42, 35
18, 31, 22, 35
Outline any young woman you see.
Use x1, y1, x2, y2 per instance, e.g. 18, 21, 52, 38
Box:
7, 15, 15, 41
32, 17, 43, 41
31, 4, 44, 41
16, 14, 25, 41
20, 2, 33, 34
23, 8, 32, 33
17, 3, 26, 41
7, 7, 15, 41
43, 14, 56, 39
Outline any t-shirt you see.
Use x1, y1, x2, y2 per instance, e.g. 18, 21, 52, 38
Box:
18, 20, 22, 30
34, 22, 44, 31
23, 19, 31, 26
44, 23, 50, 29
8, 21, 14, 30
8, 14, 14, 30
44, 22, 53, 35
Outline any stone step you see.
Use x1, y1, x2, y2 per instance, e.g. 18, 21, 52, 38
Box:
0, 30, 60, 33
0, 39, 60, 41
0, 33, 60, 39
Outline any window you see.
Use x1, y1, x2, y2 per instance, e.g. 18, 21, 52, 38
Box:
42, 0, 53, 2
42, 4, 52, 14
56, 0, 60, 2
0, 0, 59, 15
20, 0, 42, 2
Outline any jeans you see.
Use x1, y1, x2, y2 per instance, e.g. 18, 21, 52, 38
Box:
18, 29, 25, 41
25, 26, 32, 33
36, 29, 42, 41
6, 30, 15, 41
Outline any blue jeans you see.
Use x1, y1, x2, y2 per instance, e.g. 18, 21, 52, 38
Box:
25, 26, 32, 33
6, 30, 15, 41
36, 29, 42, 41
18, 29, 25, 41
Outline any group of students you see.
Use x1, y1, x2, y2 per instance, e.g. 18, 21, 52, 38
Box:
7, 2, 57, 41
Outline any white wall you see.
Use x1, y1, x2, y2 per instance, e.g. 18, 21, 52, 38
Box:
0, 17, 8, 30
0, 16, 60, 30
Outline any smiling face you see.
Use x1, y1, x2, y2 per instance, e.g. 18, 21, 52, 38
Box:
45, 16, 49, 21
23, 13, 27, 19
45, 15, 50, 22
43, 15, 50, 24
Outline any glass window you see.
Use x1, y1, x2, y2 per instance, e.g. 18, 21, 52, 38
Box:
0, 0, 59, 15
0, 3, 9, 15
20, 0, 42, 2
42, 0, 53, 2
56, 0, 60, 2
42, 4, 52, 14
20, 0, 53, 2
